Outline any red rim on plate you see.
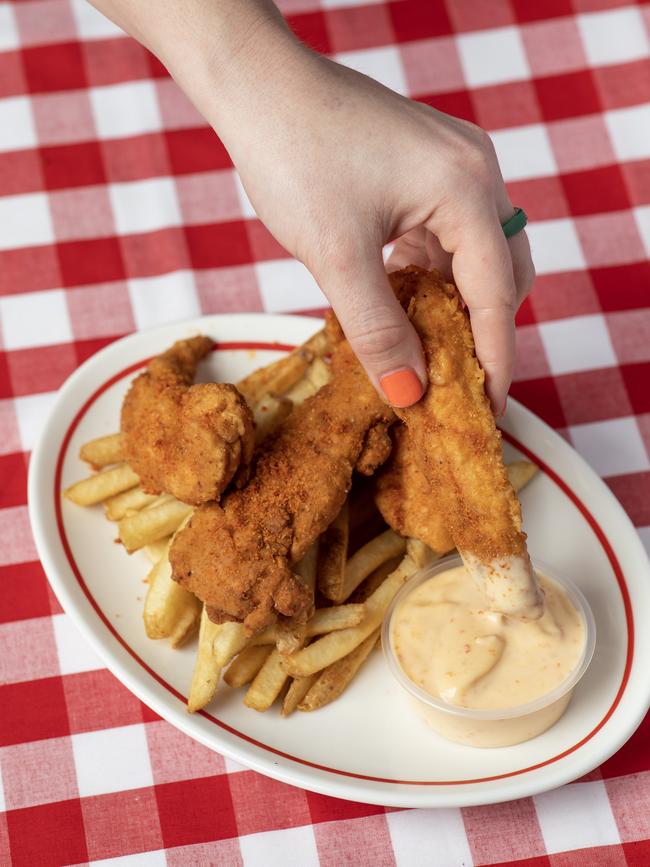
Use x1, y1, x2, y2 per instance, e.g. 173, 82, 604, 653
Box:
54, 342, 634, 787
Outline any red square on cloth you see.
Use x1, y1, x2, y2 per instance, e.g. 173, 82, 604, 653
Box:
555, 367, 633, 425
445, 0, 515, 31
6, 798, 88, 867
463, 798, 547, 864
22, 42, 87, 93
418, 89, 476, 122
120, 227, 190, 278
506, 176, 569, 221
521, 17, 586, 77
155, 776, 238, 848
287, 10, 332, 54
561, 165, 630, 217
0, 51, 27, 98
0, 736, 78, 811
621, 160, 650, 208
388, 0, 452, 42
593, 58, 650, 112
621, 362, 650, 415
81, 788, 164, 861
511, 0, 573, 21
0, 452, 28, 508
82, 37, 150, 87
0, 149, 44, 196
166, 839, 243, 866
145, 719, 226, 785
195, 266, 263, 314
605, 772, 650, 843
246, 220, 290, 263
6, 343, 78, 397
57, 236, 125, 287
472, 80, 542, 130
66, 281, 135, 340
591, 262, 650, 313
399, 36, 465, 97
41, 141, 106, 190
32, 90, 96, 146
326, 6, 393, 53
530, 271, 600, 322
605, 471, 650, 527
0, 676, 70, 747
307, 790, 386, 825
607, 310, 650, 365
102, 133, 171, 183
165, 128, 231, 175
13, 0, 76, 48
0, 246, 61, 295
63, 669, 148, 734
185, 221, 252, 269
314, 814, 394, 867
509, 376, 567, 429
0, 561, 53, 624
228, 771, 311, 836
576, 211, 645, 269
535, 69, 601, 122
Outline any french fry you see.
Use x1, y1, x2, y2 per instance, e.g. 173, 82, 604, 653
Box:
330, 528, 407, 604
118, 499, 192, 552
64, 463, 139, 506
317, 501, 349, 600
187, 607, 223, 713
253, 393, 293, 443
237, 337, 321, 405
508, 460, 539, 493
251, 603, 366, 647
79, 433, 125, 468
350, 554, 403, 603
275, 542, 319, 654
143, 546, 201, 646
298, 628, 380, 712
305, 356, 331, 391
104, 485, 159, 521
144, 536, 172, 564
212, 620, 249, 668
302, 329, 328, 357
224, 645, 273, 688
282, 674, 319, 716
283, 373, 320, 405
244, 649, 288, 712
283, 555, 416, 677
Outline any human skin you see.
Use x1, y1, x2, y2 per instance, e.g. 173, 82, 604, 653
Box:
89, 0, 534, 411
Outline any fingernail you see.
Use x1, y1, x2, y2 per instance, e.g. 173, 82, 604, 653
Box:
380, 368, 423, 407
496, 397, 508, 418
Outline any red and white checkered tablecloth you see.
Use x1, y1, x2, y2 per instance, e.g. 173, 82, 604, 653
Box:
1, 0, 649, 864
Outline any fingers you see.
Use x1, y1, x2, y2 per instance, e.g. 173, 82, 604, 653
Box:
386, 227, 453, 278
317, 252, 427, 408
440, 205, 518, 414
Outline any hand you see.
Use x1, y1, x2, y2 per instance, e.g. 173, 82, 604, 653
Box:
90, 1, 535, 411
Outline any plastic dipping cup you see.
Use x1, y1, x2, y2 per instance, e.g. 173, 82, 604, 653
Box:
382, 554, 596, 748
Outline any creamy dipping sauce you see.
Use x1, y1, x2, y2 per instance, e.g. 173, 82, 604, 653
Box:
392, 566, 584, 712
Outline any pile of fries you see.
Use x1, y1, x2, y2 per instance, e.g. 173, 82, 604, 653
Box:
64, 331, 539, 717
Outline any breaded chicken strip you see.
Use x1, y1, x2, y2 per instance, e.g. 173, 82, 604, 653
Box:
121, 336, 254, 506
170, 340, 394, 633
391, 267, 542, 619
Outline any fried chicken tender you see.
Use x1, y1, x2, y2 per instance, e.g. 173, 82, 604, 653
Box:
121, 336, 254, 506
374, 424, 454, 554
390, 266, 543, 620
170, 340, 394, 633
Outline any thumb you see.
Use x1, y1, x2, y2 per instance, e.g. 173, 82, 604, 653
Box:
318, 253, 426, 408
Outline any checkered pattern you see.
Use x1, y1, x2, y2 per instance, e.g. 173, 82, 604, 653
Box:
1, 0, 649, 863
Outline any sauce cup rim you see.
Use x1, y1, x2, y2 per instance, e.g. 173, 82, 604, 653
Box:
382, 553, 596, 721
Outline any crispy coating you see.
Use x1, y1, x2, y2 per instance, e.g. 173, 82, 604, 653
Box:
355, 422, 393, 476
170, 340, 394, 633
390, 267, 527, 563
121, 336, 254, 506
374, 425, 454, 554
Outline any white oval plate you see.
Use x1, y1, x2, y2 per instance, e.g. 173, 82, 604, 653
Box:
29, 313, 650, 808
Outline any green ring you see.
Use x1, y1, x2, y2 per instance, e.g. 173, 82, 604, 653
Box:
501, 207, 528, 238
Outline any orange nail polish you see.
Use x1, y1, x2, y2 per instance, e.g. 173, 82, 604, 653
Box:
380, 368, 423, 407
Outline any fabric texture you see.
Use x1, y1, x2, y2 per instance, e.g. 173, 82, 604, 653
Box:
1, 0, 649, 864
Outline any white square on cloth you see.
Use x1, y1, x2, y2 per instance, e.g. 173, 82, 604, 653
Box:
0, 97, 37, 153
0, 3, 19, 51
458, 26, 530, 87
109, 177, 182, 235
255, 259, 326, 313
578, 8, 650, 67
128, 270, 200, 330
490, 125, 557, 182
538, 314, 617, 375
239, 825, 319, 867
534, 780, 621, 853
526, 218, 586, 275
0, 192, 53, 251
335, 46, 407, 94
70, 0, 125, 39
72, 724, 154, 797
15, 392, 59, 452
52, 613, 104, 676
569, 417, 650, 477
0, 289, 72, 350
605, 104, 650, 163
87, 851, 167, 867
90, 81, 162, 140
633, 205, 650, 258
387, 807, 473, 867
